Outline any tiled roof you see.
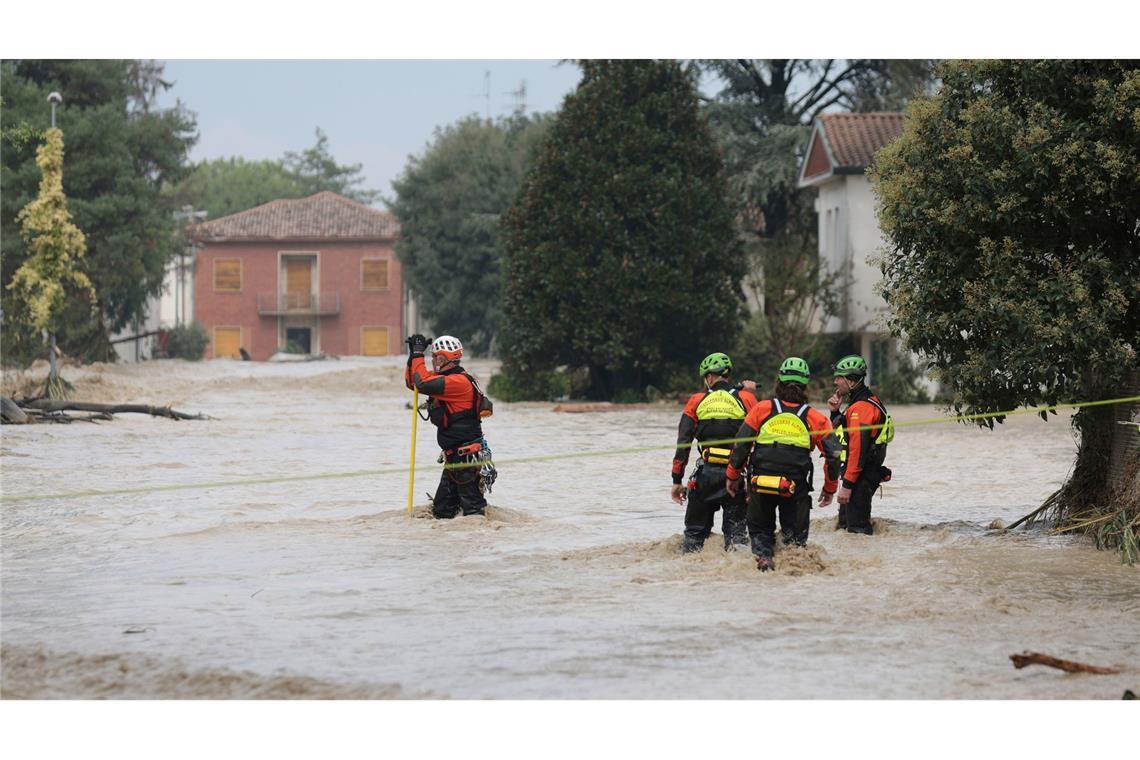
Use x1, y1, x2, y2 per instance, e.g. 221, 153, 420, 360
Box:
817, 112, 906, 170
193, 192, 399, 242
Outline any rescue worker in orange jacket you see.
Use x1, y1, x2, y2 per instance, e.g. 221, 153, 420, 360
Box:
671, 352, 759, 553
725, 357, 842, 572
827, 354, 892, 535
405, 334, 494, 519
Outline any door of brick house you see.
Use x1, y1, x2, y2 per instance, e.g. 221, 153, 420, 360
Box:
285, 258, 312, 310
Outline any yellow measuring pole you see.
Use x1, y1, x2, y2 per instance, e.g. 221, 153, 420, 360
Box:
407, 388, 419, 515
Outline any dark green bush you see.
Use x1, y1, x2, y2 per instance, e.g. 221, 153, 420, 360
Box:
165, 322, 209, 361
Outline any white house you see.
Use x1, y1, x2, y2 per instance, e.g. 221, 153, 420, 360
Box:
797, 111, 933, 392
109, 210, 202, 363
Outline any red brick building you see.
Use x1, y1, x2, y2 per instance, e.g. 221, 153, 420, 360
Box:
192, 192, 402, 360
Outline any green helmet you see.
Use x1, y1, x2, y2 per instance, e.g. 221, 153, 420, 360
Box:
699, 352, 733, 377
778, 357, 811, 384
833, 354, 868, 378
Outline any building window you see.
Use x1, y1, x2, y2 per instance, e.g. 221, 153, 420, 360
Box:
214, 259, 241, 292
361, 259, 389, 291
361, 327, 389, 356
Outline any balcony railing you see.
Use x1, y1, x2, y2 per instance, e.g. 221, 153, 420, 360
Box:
257, 292, 341, 316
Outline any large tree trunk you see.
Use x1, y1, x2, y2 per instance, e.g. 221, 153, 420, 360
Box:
1048, 405, 1116, 520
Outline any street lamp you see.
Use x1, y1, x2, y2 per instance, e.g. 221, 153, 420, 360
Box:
47, 91, 62, 128
43, 92, 63, 383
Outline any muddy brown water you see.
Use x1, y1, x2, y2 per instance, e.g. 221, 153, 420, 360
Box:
2, 357, 1137, 699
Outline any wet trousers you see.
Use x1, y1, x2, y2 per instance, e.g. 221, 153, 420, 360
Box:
683, 463, 747, 553
747, 489, 812, 560
837, 471, 880, 534
432, 451, 487, 519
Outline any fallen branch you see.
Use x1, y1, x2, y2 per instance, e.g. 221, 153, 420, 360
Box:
1005, 502, 1052, 532
1010, 651, 1120, 674
19, 399, 209, 421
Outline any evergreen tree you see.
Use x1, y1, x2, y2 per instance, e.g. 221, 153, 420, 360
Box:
1, 60, 196, 363
166, 129, 380, 221
500, 60, 743, 399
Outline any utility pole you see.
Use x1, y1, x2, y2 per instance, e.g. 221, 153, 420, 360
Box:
483, 71, 491, 120
172, 205, 207, 327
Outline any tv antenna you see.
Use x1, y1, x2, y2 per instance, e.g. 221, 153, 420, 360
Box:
505, 80, 527, 114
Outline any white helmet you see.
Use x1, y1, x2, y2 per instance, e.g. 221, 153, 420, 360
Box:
431, 335, 463, 360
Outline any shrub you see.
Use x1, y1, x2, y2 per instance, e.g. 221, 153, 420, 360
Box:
165, 322, 209, 360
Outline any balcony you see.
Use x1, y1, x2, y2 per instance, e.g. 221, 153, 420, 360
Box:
257, 292, 341, 316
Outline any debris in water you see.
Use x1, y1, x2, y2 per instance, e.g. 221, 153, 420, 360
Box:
123, 626, 148, 634
1009, 651, 1119, 674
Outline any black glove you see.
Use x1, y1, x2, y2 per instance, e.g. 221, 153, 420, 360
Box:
406, 334, 429, 354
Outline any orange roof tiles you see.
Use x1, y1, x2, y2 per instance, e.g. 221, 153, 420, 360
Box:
816, 112, 906, 170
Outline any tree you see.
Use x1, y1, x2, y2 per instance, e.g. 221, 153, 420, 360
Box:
166, 128, 380, 221
500, 60, 744, 400
1, 60, 197, 364
699, 60, 935, 380
871, 60, 1140, 541
8, 128, 97, 397
283, 128, 380, 204
164, 157, 305, 220
389, 113, 551, 354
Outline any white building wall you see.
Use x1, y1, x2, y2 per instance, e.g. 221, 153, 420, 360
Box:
843, 175, 891, 333
110, 251, 195, 363
816, 180, 847, 333
810, 174, 939, 396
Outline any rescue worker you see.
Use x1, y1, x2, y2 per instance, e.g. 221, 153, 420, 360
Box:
725, 357, 842, 572
671, 352, 759, 553
827, 354, 892, 535
405, 334, 494, 519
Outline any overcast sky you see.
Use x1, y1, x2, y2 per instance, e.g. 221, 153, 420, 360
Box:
154, 59, 584, 206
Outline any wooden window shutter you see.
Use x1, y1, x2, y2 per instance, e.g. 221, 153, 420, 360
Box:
362, 259, 389, 290
214, 327, 241, 358
214, 259, 241, 291
362, 327, 389, 356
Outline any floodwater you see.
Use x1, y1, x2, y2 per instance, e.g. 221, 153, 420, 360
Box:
1, 357, 1137, 699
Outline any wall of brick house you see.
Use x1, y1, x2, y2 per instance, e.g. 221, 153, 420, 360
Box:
194, 239, 403, 360
315, 240, 403, 357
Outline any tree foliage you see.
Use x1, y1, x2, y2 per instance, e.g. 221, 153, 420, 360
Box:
9, 128, 96, 334
500, 60, 744, 399
700, 60, 936, 376
283, 128, 379, 203
872, 60, 1140, 524
1, 60, 196, 364
701, 59, 936, 241
389, 114, 551, 354
167, 128, 379, 221
164, 157, 305, 220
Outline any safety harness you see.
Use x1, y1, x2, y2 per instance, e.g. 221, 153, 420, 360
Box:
695, 386, 747, 465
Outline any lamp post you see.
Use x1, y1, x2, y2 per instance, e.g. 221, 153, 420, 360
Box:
48, 91, 61, 128
46, 92, 63, 384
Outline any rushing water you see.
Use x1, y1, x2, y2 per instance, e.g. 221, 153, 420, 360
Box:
2, 357, 1137, 699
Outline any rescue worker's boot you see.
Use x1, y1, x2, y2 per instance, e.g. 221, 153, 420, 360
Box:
682, 532, 706, 554
835, 504, 847, 531
722, 503, 749, 551
750, 531, 776, 572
